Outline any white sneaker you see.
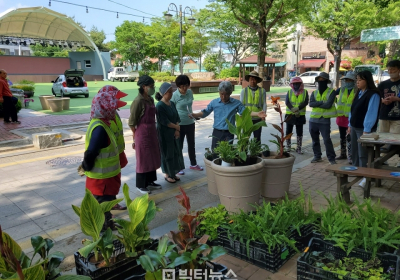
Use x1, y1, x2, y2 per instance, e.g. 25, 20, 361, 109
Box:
358, 178, 366, 189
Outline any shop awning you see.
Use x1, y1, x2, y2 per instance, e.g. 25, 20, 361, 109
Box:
297, 59, 326, 68
275, 62, 287, 67
330, 60, 351, 68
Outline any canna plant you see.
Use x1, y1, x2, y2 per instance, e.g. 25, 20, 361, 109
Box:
269, 96, 293, 158
72, 189, 123, 266
0, 226, 90, 280
226, 107, 266, 163
169, 187, 226, 271
113, 184, 160, 257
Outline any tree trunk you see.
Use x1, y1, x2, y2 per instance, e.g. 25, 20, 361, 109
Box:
257, 25, 267, 84
199, 55, 202, 72
170, 55, 175, 76
388, 40, 400, 61
334, 50, 342, 88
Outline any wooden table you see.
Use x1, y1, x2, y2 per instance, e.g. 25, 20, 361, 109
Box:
358, 132, 400, 188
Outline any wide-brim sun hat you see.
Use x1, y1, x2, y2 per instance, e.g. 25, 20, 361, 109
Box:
245, 70, 263, 83
314, 72, 331, 83
340, 72, 356, 81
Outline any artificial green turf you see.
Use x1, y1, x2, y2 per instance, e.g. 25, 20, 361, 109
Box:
27, 81, 291, 115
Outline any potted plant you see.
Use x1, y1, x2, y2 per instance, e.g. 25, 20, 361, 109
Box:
261, 96, 296, 198
213, 141, 236, 167
196, 204, 229, 245
261, 144, 270, 157
247, 138, 263, 165
211, 108, 265, 213
11, 83, 35, 98
203, 148, 218, 195
24, 96, 34, 108
0, 226, 90, 280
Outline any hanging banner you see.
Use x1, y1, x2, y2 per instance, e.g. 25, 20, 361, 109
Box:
361, 26, 400, 42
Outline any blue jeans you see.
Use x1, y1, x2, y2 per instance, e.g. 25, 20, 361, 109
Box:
309, 122, 336, 161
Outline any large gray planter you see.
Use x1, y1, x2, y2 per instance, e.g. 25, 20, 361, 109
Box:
211, 157, 263, 213
203, 156, 218, 195
261, 152, 295, 198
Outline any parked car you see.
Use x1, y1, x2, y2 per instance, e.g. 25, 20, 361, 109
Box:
51, 69, 89, 98
298, 71, 322, 87
381, 70, 390, 82
108, 67, 139, 82
354, 65, 384, 86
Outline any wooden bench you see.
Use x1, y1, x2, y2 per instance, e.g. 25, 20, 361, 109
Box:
326, 164, 400, 203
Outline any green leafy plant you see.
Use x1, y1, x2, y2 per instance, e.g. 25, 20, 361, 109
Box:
247, 138, 262, 158
269, 96, 292, 158
213, 141, 236, 164
196, 205, 229, 241
204, 148, 217, 161
16, 80, 35, 85
226, 107, 266, 162
308, 251, 395, 280
113, 184, 160, 257
11, 85, 35, 92
0, 226, 89, 280
72, 189, 123, 266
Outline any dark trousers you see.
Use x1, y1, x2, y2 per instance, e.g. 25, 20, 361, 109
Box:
3, 96, 18, 122
136, 170, 157, 189
286, 124, 304, 137
252, 119, 262, 143
93, 194, 115, 222
309, 122, 336, 161
179, 123, 197, 166
211, 129, 234, 150
339, 125, 347, 140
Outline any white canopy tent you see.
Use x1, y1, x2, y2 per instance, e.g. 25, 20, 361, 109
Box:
0, 6, 107, 80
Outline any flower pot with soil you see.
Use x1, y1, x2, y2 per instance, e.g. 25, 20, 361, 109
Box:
204, 148, 218, 195
39, 95, 55, 110
47, 98, 63, 112
211, 157, 264, 213
261, 96, 296, 198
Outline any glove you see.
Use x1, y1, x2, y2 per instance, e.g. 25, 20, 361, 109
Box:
291, 107, 299, 113
295, 111, 301, 117
77, 165, 85, 177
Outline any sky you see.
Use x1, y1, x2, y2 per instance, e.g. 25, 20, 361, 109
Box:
0, 0, 209, 42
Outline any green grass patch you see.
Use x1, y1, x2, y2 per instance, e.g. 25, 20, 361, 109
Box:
27, 81, 290, 115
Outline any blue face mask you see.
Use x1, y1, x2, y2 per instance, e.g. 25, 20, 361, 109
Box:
344, 82, 354, 90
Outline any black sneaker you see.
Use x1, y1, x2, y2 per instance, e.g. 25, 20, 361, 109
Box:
147, 182, 162, 189
329, 160, 337, 165
12, 121, 21, 124
3, 120, 11, 124
311, 157, 322, 163
138, 187, 151, 194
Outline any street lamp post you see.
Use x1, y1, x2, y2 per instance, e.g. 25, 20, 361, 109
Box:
293, 27, 304, 76
164, 3, 195, 75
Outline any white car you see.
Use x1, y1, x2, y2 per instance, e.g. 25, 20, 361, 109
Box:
298, 71, 322, 87
51, 69, 89, 98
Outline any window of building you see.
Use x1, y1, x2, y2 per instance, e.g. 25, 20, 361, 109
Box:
76, 61, 82, 69
343, 42, 351, 50
84, 60, 91, 68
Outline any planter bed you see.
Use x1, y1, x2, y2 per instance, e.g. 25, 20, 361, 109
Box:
217, 227, 296, 273
297, 238, 400, 280
74, 239, 157, 280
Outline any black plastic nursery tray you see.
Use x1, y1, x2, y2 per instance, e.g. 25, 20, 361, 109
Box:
217, 227, 296, 273
74, 239, 156, 280
297, 237, 400, 280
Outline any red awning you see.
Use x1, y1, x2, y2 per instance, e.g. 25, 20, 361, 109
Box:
329, 60, 351, 68
297, 59, 326, 68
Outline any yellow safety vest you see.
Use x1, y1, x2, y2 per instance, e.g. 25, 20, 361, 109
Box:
84, 119, 121, 179
243, 87, 264, 118
110, 113, 125, 154
336, 87, 355, 117
310, 88, 337, 119
286, 89, 307, 116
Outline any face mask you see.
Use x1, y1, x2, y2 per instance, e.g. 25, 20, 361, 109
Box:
389, 72, 400, 79
147, 87, 155, 96
317, 80, 328, 92
344, 82, 354, 90
293, 84, 301, 91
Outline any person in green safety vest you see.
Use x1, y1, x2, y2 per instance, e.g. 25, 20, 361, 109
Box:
334, 72, 356, 164
309, 72, 338, 165
79, 85, 128, 231
285, 76, 309, 154
240, 70, 266, 143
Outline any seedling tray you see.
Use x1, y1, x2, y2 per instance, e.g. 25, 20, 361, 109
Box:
217, 227, 296, 273
74, 239, 157, 280
297, 237, 400, 280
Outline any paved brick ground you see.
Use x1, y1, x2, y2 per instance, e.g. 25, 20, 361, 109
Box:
0, 100, 212, 142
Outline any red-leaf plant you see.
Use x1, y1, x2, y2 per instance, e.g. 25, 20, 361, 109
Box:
170, 187, 199, 251
0, 226, 24, 280
270, 96, 292, 159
